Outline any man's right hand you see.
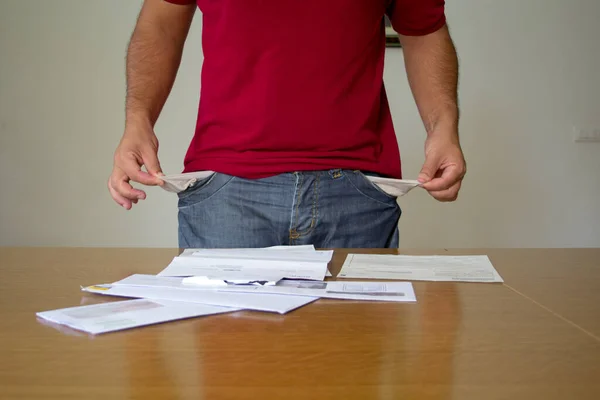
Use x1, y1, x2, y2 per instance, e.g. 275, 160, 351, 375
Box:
109, 0, 195, 209
108, 120, 164, 210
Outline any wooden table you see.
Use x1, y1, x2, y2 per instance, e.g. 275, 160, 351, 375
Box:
0, 248, 599, 399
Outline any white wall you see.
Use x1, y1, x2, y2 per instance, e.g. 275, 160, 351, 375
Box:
1, 0, 599, 248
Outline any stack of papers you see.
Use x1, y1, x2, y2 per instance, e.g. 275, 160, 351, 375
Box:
81, 276, 320, 314
160, 245, 333, 281
37, 245, 417, 335
83, 274, 416, 303
37, 248, 504, 335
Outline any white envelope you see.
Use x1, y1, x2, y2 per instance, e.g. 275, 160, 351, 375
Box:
83, 275, 318, 314
37, 299, 238, 335
158, 254, 329, 281
109, 274, 417, 303
178, 246, 335, 277
215, 279, 417, 302
182, 276, 281, 286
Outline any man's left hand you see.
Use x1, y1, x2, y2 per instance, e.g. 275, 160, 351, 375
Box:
417, 132, 466, 202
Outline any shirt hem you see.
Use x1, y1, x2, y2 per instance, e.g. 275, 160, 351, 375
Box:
183, 157, 402, 180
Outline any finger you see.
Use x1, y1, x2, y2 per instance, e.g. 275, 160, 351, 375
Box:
110, 168, 147, 200
134, 169, 163, 186
418, 155, 440, 184
141, 151, 165, 185
119, 152, 162, 186
108, 181, 132, 209
421, 165, 462, 192
116, 179, 147, 201
429, 181, 462, 202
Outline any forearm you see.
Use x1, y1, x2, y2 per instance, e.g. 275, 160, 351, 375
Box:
125, 1, 195, 127
400, 25, 459, 138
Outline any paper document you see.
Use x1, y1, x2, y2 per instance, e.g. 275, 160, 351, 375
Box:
338, 254, 503, 283
85, 275, 318, 314
189, 248, 334, 263
178, 246, 334, 278
158, 251, 332, 281
110, 274, 415, 302
263, 245, 317, 252
159, 171, 420, 197
183, 276, 280, 286
214, 279, 416, 302
178, 245, 318, 257
326, 282, 395, 294
37, 299, 237, 335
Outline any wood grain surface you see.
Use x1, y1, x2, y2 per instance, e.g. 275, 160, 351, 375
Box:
0, 247, 599, 400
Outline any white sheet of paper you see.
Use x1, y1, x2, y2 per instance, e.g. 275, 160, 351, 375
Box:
325, 281, 398, 294
215, 280, 416, 302
110, 274, 415, 302
338, 254, 504, 283
264, 245, 316, 251
114, 274, 200, 289
177, 246, 334, 278
190, 249, 333, 263
86, 275, 318, 314
179, 245, 317, 256
158, 254, 330, 281
36, 299, 237, 335
182, 276, 280, 286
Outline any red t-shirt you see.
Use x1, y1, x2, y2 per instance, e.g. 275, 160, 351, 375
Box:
165, 0, 446, 178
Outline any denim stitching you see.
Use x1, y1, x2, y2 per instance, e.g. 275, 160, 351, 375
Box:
288, 173, 299, 233
178, 175, 236, 210
289, 173, 304, 243
356, 171, 397, 200
343, 171, 398, 207
178, 173, 219, 200
178, 222, 190, 248
296, 172, 319, 238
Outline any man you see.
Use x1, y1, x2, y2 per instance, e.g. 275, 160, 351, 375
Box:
108, 0, 466, 248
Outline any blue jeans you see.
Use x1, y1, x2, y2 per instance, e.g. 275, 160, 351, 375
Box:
177, 169, 401, 248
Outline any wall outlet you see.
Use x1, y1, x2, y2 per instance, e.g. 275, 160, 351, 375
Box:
573, 127, 600, 143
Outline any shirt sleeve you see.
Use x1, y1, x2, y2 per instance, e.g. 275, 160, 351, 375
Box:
386, 0, 446, 36
164, 0, 195, 5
